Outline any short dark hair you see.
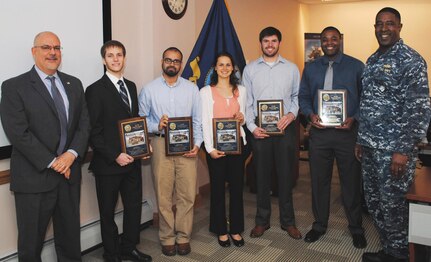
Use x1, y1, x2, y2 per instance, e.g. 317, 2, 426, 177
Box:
376, 7, 401, 23
100, 40, 126, 58
163, 47, 183, 61
259, 27, 282, 42
320, 26, 342, 39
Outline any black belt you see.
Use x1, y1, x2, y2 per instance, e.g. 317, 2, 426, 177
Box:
154, 133, 165, 137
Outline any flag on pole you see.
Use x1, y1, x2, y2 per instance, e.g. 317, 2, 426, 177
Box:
181, 0, 246, 89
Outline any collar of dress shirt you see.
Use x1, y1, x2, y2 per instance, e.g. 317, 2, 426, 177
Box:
106, 71, 125, 91
161, 75, 180, 88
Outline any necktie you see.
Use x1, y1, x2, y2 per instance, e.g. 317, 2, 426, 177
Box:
47, 76, 67, 155
118, 80, 130, 111
323, 61, 334, 90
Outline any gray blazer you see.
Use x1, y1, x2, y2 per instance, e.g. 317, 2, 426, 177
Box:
0, 66, 90, 193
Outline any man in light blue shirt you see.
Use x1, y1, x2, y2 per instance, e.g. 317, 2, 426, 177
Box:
243, 27, 302, 240
139, 47, 202, 257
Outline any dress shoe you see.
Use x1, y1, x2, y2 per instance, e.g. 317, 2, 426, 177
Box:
229, 234, 245, 247
177, 242, 191, 256
304, 229, 325, 243
362, 250, 407, 262
218, 235, 231, 247
352, 233, 367, 249
121, 249, 152, 262
161, 245, 176, 256
250, 224, 270, 238
281, 225, 302, 240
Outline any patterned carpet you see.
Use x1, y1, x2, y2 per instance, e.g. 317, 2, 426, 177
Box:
83, 160, 381, 262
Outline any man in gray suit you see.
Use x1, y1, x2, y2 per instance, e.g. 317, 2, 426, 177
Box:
0, 31, 90, 261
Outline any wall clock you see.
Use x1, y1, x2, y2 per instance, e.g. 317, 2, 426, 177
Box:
162, 0, 188, 20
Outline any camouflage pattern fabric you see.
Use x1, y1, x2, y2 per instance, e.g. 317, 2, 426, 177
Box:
361, 147, 415, 258
358, 39, 430, 152
358, 39, 431, 259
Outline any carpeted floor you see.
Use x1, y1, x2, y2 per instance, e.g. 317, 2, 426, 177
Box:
83, 159, 381, 262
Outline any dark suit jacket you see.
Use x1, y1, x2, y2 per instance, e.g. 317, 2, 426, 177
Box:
0, 66, 90, 193
85, 74, 140, 175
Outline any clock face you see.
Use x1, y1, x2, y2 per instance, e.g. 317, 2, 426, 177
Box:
168, 0, 186, 14
162, 0, 187, 20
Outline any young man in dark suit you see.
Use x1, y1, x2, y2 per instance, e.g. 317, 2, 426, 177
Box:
86, 41, 152, 262
0, 31, 90, 261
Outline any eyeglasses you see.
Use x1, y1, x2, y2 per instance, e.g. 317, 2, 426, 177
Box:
163, 58, 182, 65
34, 45, 63, 52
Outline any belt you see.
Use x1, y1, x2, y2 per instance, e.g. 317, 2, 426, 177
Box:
154, 133, 165, 137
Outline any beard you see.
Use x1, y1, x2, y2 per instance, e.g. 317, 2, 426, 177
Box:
163, 66, 179, 77
262, 46, 279, 58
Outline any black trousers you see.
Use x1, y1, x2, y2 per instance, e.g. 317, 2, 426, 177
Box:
205, 143, 246, 235
14, 178, 81, 262
252, 123, 297, 227
95, 165, 142, 258
308, 125, 363, 234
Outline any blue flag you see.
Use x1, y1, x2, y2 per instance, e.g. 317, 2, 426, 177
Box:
181, 0, 246, 89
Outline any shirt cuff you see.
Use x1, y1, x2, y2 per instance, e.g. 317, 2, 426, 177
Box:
67, 149, 78, 158
48, 158, 56, 168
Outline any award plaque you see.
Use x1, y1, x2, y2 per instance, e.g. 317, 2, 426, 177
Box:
118, 117, 150, 158
213, 118, 241, 155
318, 89, 347, 127
257, 100, 284, 135
165, 117, 193, 156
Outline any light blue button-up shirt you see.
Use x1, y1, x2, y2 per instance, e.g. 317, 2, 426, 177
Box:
35, 65, 70, 120
138, 76, 203, 147
242, 55, 300, 133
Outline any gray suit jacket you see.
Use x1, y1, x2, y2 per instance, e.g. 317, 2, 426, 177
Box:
0, 66, 90, 193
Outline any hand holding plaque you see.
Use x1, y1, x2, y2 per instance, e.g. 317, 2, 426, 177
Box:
118, 117, 151, 158
257, 100, 284, 135
317, 90, 347, 127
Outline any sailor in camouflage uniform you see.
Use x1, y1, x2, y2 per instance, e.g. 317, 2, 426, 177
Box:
356, 7, 431, 262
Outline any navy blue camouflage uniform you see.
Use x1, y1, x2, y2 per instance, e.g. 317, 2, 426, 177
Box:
357, 39, 431, 259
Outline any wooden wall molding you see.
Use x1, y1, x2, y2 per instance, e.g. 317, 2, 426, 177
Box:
0, 170, 10, 185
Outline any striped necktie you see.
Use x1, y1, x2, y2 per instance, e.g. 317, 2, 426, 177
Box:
117, 80, 130, 111
47, 76, 68, 155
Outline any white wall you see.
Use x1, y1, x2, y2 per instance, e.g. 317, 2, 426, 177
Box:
111, 0, 199, 90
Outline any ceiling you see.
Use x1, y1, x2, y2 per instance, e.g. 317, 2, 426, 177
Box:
297, 0, 381, 4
